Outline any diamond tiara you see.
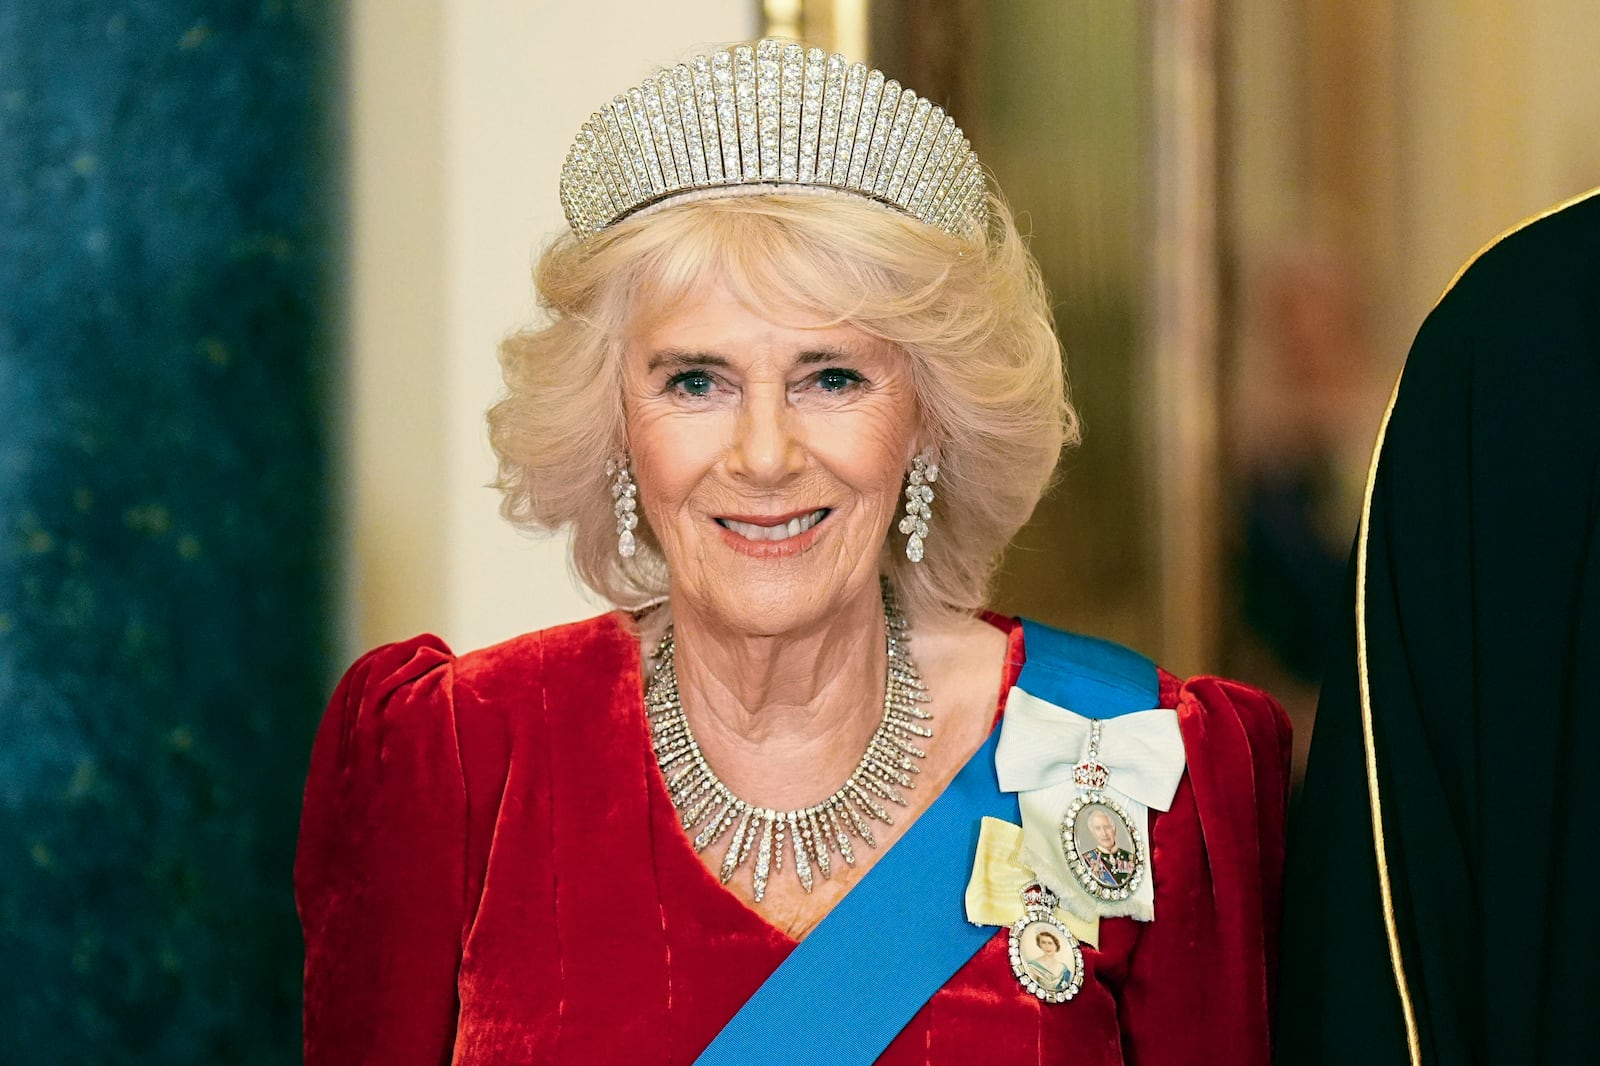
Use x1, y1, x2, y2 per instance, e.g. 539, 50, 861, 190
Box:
559, 38, 988, 241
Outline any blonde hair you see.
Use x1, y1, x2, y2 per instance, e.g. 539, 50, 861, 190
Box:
489, 192, 1077, 623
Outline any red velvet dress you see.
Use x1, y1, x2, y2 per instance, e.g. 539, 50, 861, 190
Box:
297, 613, 1290, 1065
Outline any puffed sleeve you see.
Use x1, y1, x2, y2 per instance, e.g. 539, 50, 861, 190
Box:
295, 636, 465, 1066
1113, 676, 1292, 1066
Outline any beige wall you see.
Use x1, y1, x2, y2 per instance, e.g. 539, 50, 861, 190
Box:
1220, 0, 1600, 760
1226, 0, 1600, 364
1398, 1, 1600, 317
346, 1, 756, 655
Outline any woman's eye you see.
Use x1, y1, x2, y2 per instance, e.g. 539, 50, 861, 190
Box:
813, 367, 864, 392
666, 370, 716, 397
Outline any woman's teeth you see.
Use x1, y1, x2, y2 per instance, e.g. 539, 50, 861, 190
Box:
720, 509, 827, 541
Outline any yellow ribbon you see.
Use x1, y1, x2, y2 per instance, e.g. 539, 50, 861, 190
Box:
964, 816, 1100, 947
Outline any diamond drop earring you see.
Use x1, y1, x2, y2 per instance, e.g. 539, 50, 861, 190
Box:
607, 456, 639, 558
898, 451, 938, 563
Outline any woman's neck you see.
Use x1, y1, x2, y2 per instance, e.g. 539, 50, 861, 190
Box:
665, 584, 889, 810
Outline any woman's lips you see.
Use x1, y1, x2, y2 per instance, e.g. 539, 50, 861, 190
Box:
716, 508, 829, 541
713, 508, 831, 556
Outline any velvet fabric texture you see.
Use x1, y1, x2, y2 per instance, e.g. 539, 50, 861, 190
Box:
298, 613, 1290, 1064
1276, 191, 1600, 1064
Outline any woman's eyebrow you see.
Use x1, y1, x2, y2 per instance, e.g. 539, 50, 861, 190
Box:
646, 349, 730, 372
647, 346, 864, 372
797, 346, 862, 365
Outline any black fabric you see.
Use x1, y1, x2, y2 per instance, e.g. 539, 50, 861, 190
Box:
1277, 190, 1600, 1065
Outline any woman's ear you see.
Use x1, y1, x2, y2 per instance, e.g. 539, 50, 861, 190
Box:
905, 420, 934, 465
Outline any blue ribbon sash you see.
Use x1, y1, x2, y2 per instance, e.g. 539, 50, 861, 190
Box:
695, 620, 1159, 1066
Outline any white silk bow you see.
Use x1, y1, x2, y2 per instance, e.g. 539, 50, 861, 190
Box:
995, 687, 1187, 922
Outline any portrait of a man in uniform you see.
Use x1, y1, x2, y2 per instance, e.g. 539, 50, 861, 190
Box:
1075, 805, 1136, 889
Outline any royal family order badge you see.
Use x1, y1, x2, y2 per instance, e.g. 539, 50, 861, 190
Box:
1008, 882, 1084, 1004
1059, 721, 1147, 902
996, 691, 1184, 924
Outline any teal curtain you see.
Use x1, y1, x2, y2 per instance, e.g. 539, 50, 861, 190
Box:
0, 4, 343, 1062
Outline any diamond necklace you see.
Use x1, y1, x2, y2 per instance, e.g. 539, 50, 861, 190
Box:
646, 585, 933, 903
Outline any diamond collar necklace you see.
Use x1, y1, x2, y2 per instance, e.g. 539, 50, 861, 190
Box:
646, 585, 933, 903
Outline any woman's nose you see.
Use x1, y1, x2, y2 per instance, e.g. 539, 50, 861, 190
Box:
726, 390, 805, 483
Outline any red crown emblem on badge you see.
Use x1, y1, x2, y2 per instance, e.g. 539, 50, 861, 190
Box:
1021, 881, 1059, 909
1072, 761, 1109, 789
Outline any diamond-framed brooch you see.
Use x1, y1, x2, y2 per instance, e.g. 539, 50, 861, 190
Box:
1007, 882, 1084, 1004
1060, 791, 1146, 902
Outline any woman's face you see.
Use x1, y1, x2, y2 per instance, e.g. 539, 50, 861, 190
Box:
623, 279, 920, 636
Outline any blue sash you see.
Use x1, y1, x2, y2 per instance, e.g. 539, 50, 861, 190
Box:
1014, 619, 1158, 721
695, 619, 1158, 1065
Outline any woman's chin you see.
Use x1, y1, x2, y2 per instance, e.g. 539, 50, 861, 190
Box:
671, 566, 880, 639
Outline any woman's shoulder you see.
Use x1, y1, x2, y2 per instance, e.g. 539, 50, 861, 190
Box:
1161, 670, 1292, 744
304, 608, 642, 829
314, 611, 641, 782
996, 608, 1286, 733
1154, 670, 1293, 867
315, 634, 458, 770
1159, 672, 1293, 789
334, 609, 638, 707
450, 608, 638, 693
334, 631, 455, 701
997, 611, 1291, 770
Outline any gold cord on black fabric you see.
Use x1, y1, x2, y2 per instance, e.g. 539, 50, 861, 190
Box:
1355, 184, 1600, 1066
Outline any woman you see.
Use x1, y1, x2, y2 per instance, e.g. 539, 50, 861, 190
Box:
1026, 930, 1073, 991
298, 39, 1290, 1065
1277, 189, 1600, 1065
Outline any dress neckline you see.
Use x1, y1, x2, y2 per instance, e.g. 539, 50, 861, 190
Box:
631, 613, 1026, 947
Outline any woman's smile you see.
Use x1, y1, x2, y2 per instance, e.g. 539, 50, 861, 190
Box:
714, 507, 832, 552
712, 507, 832, 560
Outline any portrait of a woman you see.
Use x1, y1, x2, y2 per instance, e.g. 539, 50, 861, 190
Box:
296, 38, 1291, 1066
1024, 929, 1072, 991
